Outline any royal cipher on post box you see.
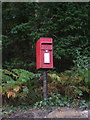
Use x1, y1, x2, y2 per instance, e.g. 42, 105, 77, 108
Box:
36, 38, 53, 69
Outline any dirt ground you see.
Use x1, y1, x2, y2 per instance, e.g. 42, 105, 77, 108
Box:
2, 107, 89, 119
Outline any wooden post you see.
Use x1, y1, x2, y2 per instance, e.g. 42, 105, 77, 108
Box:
43, 71, 48, 105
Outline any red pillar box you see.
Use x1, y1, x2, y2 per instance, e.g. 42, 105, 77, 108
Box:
36, 38, 53, 69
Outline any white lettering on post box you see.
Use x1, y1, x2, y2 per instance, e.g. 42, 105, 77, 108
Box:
44, 53, 50, 63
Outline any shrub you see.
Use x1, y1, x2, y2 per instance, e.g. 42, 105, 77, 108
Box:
34, 92, 90, 109
2, 69, 41, 106
48, 68, 89, 100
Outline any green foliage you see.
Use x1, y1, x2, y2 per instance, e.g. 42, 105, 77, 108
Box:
34, 93, 89, 109
73, 50, 89, 70
3, 59, 35, 72
2, 67, 89, 106
48, 68, 89, 100
2, 69, 41, 105
2, 3, 89, 72
73, 50, 89, 91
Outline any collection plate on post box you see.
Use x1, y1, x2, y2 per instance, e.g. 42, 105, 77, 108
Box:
44, 52, 50, 63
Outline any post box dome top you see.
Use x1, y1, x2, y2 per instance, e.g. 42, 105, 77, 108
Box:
39, 37, 53, 43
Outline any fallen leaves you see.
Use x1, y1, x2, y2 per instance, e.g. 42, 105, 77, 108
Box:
6, 86, 20, 98
6, 91, 16, 98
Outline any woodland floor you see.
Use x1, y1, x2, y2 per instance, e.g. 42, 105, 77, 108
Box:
2, 107, 89, 119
